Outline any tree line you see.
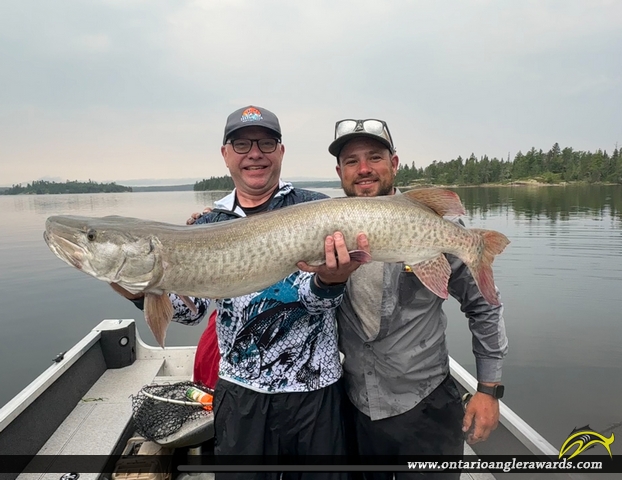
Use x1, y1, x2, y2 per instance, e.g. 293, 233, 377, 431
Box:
395, 144, 622, 186
3, 180, 132, 195
194, 176, 235, 191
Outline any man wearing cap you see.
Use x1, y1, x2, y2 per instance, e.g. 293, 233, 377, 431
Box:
300, 119, 508, 478
116, 106, 365, 479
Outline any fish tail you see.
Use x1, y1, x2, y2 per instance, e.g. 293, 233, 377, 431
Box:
465, 229, 510, 306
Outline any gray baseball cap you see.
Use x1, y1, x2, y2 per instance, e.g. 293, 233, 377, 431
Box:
223, 106, 282, 144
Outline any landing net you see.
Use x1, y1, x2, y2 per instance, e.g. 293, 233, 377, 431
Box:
131, 381, 213, 441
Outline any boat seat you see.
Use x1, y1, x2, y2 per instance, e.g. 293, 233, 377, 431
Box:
154, 413, 214, 449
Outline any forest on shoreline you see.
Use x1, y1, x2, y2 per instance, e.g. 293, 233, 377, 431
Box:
2, 180, 132, 195
193, 176, 342, 190
193, 175, 234, 191
395, 143, 621, 187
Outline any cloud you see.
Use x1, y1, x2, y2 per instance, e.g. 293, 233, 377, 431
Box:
76, 34, 112, 53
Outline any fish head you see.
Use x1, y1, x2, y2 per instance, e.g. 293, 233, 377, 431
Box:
44, 215, 162, 294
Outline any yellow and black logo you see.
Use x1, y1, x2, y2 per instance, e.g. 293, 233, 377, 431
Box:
559, 425, 615, 459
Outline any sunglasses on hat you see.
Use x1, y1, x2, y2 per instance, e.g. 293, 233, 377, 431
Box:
329, 119, 395, 157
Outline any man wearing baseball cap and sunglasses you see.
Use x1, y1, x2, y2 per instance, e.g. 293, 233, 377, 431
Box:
301, 118, 508, 479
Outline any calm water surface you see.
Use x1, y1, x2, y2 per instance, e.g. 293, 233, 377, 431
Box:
0, 186, 620, 456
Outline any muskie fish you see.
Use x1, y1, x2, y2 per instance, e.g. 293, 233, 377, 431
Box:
44, 188, 509, 347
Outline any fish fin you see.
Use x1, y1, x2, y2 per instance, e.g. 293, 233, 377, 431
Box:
399, 188, 466, 217
179, 295, 198, 314
144, 292, 174, 348
408, 255, 451, 300
465, 229, 510, 305
348, 250, 372, 264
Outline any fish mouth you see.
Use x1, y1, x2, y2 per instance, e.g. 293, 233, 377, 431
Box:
44, 225, 84, 270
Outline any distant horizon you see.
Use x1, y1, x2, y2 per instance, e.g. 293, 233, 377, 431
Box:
0, 175, 339, 189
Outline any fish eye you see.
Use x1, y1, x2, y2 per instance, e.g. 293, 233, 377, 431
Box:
86, 229, 97, 241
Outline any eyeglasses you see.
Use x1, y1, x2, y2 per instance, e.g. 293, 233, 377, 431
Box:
334, 119, 395, 151
226, 138, 280, 154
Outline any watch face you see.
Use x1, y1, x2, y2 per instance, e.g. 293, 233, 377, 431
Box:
495, 385, 505, 398
478, 383, 505, 398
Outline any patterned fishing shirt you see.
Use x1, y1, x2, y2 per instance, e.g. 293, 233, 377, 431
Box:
171, 181, 345, 393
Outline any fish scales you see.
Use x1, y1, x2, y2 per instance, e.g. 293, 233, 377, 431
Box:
64, 197, 460, 297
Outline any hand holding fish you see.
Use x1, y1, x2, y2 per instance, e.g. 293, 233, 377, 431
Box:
186, 207, 213, 225
297, 231, 370, 285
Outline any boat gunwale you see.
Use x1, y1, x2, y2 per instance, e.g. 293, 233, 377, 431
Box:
0, 324, 104, 432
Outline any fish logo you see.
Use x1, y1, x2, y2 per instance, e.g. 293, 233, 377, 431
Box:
241, 107, 263, 123
558, 425, 615, 459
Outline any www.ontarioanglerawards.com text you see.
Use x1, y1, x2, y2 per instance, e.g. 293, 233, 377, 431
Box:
408, 457, 603, 473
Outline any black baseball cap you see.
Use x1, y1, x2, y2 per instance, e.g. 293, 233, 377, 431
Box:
328, 119, 395, 158
223, 106, 282, 144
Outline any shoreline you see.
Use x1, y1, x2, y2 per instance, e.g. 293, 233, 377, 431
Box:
400, 180, 621, 189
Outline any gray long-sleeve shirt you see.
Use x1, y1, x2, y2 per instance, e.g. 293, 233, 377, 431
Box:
338, 255, 508, 421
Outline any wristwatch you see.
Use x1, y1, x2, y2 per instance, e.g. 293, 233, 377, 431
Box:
477, 383, 505, 399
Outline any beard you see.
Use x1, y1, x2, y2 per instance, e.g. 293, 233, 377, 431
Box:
342, 174, 395, 197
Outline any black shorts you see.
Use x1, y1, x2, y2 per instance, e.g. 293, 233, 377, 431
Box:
213, 378, 348, 480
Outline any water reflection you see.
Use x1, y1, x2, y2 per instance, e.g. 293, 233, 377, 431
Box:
194, 190, 231, 205
452, 185, 622, 223
11, 192, 125, 215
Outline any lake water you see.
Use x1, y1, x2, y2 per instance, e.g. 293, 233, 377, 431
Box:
0, 185, 621, 457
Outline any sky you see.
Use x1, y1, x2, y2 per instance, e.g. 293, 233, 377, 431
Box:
1, 0, 621, 186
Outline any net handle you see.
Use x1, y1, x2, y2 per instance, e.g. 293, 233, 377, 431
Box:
141, 389, 205, 407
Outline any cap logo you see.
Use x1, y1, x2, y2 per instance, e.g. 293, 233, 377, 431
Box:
241, 107, 263, 123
